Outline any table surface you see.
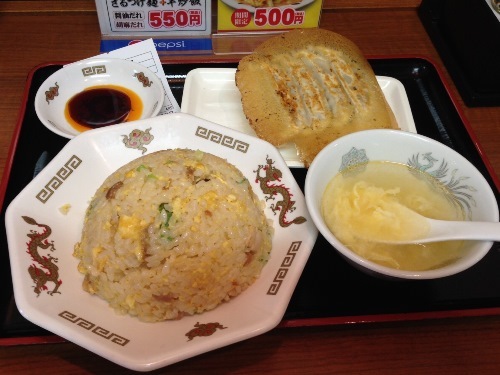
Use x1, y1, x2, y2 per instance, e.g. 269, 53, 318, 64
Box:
2, 2, 500, 374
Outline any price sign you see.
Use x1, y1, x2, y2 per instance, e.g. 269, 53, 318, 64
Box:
254, 8, 305, 27
95, 0, 211, 36
217, 0, 322, 33
148, 9, 204, 29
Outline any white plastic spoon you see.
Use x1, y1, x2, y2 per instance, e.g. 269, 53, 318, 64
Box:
356, 201, 500, 244
354, 202, 500, 244
377, 217, 500, 244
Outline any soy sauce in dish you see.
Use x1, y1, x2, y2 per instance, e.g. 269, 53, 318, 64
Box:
64, 85, 143, 132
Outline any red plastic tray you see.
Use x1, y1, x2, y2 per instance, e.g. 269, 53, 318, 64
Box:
2, 57, 500, 346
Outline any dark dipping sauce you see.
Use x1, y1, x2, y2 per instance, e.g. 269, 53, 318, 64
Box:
67, 87, 132, 128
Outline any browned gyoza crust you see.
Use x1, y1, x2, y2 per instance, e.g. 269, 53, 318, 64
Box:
235, 28, 399, 167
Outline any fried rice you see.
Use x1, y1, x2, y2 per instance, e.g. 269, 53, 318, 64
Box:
73, 149, 273, 322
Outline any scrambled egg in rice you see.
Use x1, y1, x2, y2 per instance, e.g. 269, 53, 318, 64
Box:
74, 149, 273, 322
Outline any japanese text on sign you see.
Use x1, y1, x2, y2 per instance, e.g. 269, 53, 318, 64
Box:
110, 0, 203, 7
217, 0, 321, 32
96, 0, 210, 35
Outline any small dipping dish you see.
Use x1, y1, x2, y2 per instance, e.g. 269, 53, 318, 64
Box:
35, 58, 164, 138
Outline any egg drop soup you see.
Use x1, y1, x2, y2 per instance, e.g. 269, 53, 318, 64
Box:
321, 161, 466, 271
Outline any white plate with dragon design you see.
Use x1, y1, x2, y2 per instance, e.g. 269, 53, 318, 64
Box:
5, 113, 318, 371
